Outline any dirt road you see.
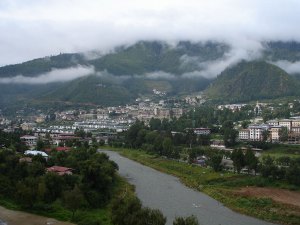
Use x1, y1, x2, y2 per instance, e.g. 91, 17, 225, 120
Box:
0, 206, 74, 225
236, 187, 300, 207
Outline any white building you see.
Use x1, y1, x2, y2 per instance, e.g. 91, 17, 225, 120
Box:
24, 150, 48, 158
278, 119, 292, 131
238, 129, 250, 140
193, 128, 211, 135
248, 124, 269, 141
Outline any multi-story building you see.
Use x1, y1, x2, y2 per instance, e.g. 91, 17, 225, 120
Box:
269, 126, 282, 142
291, 120, 300, 128
278, 119, 292, 131
21, 135, 37, 147
238, 129, 250, 140
248, 124, 269, 141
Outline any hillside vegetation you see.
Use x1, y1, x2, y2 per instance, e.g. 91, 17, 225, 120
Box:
205, 61, 300, 102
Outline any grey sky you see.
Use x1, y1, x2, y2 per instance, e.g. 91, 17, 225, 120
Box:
0, 0, 299, 66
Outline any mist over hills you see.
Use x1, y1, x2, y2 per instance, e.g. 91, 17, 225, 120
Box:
1, 40, 300, 107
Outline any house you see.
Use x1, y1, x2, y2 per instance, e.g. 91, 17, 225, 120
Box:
20, 135, 37, 147
19, 157, 32, 163
46, 166, 73, 175
53, 134, 79, 146
44, 146, 71, 153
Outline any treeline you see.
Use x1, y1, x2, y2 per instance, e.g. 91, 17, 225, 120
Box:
0, 129, 27, 151
0, 147, 118, 224
113, 119, 300, 186
260, 155, 300, 185
110, 118, 238, 158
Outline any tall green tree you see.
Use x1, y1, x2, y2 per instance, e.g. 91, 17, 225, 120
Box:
231, 149, 245, 173
63, 185, 87, 219
244, 149, 258, 174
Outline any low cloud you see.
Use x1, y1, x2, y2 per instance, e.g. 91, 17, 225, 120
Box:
181, 42, 264, 78
0, 65, 94, 84
270, 60, 300, 74
142, 71, 176, 80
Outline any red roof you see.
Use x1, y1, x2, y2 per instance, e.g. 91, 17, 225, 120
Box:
44, 147, 71, 152
56, 147, 71, 151
47, 166, 73, 175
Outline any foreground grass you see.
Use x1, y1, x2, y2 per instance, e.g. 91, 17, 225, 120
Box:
0, 175, 132, 225
105, 147, 300, 225
262, 144, 300, 159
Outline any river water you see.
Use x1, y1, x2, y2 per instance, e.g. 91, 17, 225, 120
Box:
102, 150, 277, 225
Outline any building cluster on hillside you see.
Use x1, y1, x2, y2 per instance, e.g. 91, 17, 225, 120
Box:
218, 104, 247, 112
238, 117, 300, 143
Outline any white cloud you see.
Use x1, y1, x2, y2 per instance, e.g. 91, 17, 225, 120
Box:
271, 60, 300, 74
0, 0, 299, 66
0, 65, 94, 84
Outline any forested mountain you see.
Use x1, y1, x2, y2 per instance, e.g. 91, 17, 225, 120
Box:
0, 40, 300, 107
205, 61, 300, 102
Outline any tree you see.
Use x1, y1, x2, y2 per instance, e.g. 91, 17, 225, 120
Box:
111, 194, 166, 225
278, 127, 288, 142
241, 120, 251, 129
111, 195, 143, 225
223, 128, 238, 147
149, 118, 161, 131
173, 215, 199, 225
285, 164, 300, 185
136, 208, 166, 225
63, 185, 87, 219
208, 154, 223, 172
162, 137, 173, 157
231, 149, 245, 173
244, 149, 258, 174
36, 138, 45, 150
44, 172, 64, 202
260, 155, 278, 179
261, 130, 270, 142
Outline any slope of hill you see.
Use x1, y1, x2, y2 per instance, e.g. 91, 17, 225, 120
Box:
205, 61, 300, 102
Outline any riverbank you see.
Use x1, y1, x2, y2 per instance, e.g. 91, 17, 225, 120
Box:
104, 147, 300, 225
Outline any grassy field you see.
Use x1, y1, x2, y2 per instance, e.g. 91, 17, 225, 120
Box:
261, 144, 300, 159
105, 147, 300, 225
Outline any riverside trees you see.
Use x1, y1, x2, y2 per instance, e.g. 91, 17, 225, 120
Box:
0, 146, 118, 217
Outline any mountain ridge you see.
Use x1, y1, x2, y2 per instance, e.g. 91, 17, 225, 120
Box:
0, 40, 300, 107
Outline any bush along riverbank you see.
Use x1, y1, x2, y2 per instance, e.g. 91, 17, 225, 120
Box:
104, 147, 300, 225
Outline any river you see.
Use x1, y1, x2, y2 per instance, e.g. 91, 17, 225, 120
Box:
102, 150, 276, 225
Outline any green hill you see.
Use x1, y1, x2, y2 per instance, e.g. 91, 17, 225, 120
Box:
1, 40, 300, 108
205, 61, 300, 102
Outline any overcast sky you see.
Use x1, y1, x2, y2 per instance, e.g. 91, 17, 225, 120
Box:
0, 0, 299, 66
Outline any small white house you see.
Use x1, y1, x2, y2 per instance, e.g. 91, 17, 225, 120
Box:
24, 150, 48, 159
